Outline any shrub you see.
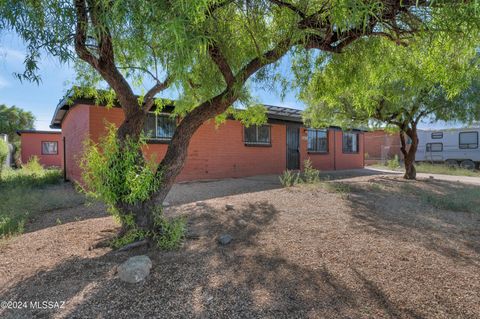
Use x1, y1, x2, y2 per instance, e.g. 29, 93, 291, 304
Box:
23, 156, 43, 174
0, 139, 8, 178
302, 159, 320, 183
79, 124, 162, 225
387, 155, 400, 170
154, 214, 186, 250
279, 170, 301, 187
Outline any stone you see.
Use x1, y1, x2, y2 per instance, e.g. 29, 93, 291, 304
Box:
163, 201, 170, 207
118, 255, 152, 283
218, 234, 233, 245
225, 204, 235, 211
196, 201, 207, 207
237, 219, 248, 227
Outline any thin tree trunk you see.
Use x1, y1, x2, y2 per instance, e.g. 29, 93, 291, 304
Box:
399, 126, 419, 180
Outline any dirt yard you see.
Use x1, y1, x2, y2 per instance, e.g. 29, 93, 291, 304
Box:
1, 174, 479, 318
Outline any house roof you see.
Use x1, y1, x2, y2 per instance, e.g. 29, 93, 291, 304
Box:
17, 130, 61, 136
50, 89, 305, 128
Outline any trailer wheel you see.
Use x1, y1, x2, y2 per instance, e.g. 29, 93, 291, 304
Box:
460, 159, 475, 170
445, 159, 459, 168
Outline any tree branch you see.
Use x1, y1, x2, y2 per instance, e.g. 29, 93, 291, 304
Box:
208, 43, 235, 88
143, 75, 172, 112
268, 0, 306, 18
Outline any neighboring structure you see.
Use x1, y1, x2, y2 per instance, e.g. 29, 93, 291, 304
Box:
17, 130, 63, 167
416, 128, 480, 169
364, 130, 402, 165
1, 134, 14, 168
48, 95, 365, 183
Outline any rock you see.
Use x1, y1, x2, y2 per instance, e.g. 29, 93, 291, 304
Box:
118, 255, 152, 283
225, 204, 235, 211
196, 201, 207, 207
163, 201, 170, 207
237, 219, 248, 227
218, 234, 233, 245
429, 175, 434, 179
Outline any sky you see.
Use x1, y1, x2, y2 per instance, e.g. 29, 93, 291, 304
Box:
0, 31, 465, 131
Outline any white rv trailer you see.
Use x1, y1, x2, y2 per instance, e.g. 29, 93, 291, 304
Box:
416, 128, 480, 169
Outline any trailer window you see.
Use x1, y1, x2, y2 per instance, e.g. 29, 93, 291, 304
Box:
459, 132, 478, 149
431, 132, 443, 139
426, 143, 443, 152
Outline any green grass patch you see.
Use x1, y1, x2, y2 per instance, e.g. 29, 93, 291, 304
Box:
415, 163, 480, 177
372, 162, 480, 177
322, 182, 352, 194
0, 161, 84, 238
420, 187, 480, 214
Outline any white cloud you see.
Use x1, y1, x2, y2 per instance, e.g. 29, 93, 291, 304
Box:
0, 47, 25, 62
0, 75, 9, 88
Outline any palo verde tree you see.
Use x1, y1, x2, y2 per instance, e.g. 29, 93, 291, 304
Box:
1, 1, 479, 237
300, 36, 480, 179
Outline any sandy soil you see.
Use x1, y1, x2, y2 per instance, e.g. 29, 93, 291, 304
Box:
1, 175, 479, 318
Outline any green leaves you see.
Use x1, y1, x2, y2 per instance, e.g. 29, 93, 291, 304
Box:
79, 124, 161, 207
301, 33, 480, 129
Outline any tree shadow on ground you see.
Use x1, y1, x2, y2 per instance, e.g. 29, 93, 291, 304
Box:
343, 176, 480, 266
1, 200, 426, 319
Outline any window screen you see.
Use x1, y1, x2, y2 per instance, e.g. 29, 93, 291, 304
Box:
143, 113, 176, 140
431, 132, 443, 139
244, 125, 271, 145
342, 132, 359, 153
307, 129, 328, 152
42, 141, 58, 155
459, 132, 478, 149
426, 143, 443, 152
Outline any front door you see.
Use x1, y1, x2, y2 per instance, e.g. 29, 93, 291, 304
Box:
286, 125, 300, 170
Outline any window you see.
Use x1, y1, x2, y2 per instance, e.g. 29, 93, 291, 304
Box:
459, 131, 478, 149
426, 143, 443, 152
342, 132, 359, 153
144, 113, 176, 140
244, 125, 271, 145
431, 132, 443, 139
307, 129, 328, 153
42, 141, 58, 155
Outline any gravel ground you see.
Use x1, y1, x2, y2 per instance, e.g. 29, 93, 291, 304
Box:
1, 174, 479, 318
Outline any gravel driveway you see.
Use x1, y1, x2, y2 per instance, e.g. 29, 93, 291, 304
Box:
1, 174, 479, 318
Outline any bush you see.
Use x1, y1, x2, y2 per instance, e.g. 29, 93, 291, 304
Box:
0, 139, 8, 178
154, 214, 186, 250
387, 155, 400, 170
302, 159, 320, 183
79, 124, 162, 225
279, 170, 301, 187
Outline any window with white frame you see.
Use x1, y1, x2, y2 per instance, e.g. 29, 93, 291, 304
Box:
426, 143, 443, 152
342, 132, 359, 153
307, 129, 328, 152
459, 131, 478, 149
144, 113, 176, 140
244, 125, 271, 145
42, 141, 58, 155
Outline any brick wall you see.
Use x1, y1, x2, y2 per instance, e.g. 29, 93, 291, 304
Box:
19, 132, 63, 168
63, 105, 365, 183
364, 130, 402, 164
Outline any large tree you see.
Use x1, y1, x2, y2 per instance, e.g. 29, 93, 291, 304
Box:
1, 1, 478, 235
0, 104, 35, 142
300, 37, 480, 179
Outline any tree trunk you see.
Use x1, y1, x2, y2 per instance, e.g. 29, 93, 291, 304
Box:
399, 125, 419, 180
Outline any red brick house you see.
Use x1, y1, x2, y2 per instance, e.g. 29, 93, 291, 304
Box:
46, 95, 364, 183
17, 130, 63, 168
364, 130, 403, 165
